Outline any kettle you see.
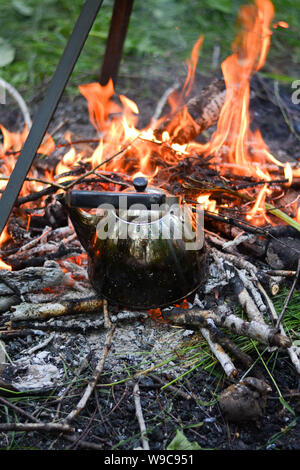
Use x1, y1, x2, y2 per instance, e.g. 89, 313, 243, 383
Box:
59, 177, 207, 309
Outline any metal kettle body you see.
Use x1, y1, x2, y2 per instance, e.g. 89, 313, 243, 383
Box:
60, 177, 207, 309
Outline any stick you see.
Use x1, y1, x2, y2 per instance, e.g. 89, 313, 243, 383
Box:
22, 332, 55, 355
64, 136, 139, 191
256, 281, 300, 375
275, 258, 300, 330
163, 307, 291, 349
14, 226, 51, 253
200, 326, 238, 379
211, 251, 266, 323
0, 423, 74, 433
133, 382, 150, 450
0, 396, 40, 424
206, 320, 254, 370
65, 325, 116, 423
103, 299, 112, 329
55, 354, 91, 419
0, 174, 65, 190
10, 297, 104, 321
210, 247, 281, 296
0, 329, 45, 341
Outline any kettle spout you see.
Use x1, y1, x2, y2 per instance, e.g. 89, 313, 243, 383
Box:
57, 193, 99, 254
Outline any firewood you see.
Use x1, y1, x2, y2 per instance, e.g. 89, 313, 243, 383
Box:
9, 310, 148, 332
0, 295, 19, 313
0, 261, 66, 296
200, 326, 238, 379
257, 281, 300, 375
210, 247, 282, 296
133, 382, 150, 450
10, 296, 104, 321
211, 252, 266, 323
206, 319, 255, 371
154, 77, 226, 143
162, 306, 291, 349
5, 246, 82, 270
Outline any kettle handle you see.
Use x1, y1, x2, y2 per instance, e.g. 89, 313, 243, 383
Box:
66, 190, 166, 209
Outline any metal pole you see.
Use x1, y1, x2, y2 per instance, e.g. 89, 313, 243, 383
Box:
100, 0, 134, 86
0, 0, 104, 237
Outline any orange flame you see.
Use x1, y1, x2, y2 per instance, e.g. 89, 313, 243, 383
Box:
206, 0, 274, 172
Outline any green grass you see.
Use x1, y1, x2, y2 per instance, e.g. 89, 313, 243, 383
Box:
0, 0, 299, 98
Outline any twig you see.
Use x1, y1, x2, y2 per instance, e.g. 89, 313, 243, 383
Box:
254, 281, 300, 375
0, 423, 74, 433
206, 321, 254, 370
56, 138, 100, 148
22, 332, 55, 355
199, 325, 238, 379
55, 353, 91, 419
0, 78, 32, 128
93, 171, 131, 187
151, 82, 180, 124
64, 137, 139, 191
275, 258, 300, 330
103, 299, 112, 329
15, 226, 51, 253
65, 325, 116, 423
63, 433, 103, 450
133, 382, 150, 450
0, 174, 65, 190
0, 396, 40, 423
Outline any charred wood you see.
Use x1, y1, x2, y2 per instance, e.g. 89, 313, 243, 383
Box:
10, 296, 104, 321
0, 261, 66, 296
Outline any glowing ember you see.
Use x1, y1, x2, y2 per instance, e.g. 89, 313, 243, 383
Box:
197, 194, 218, 214
0, 227, 12, 270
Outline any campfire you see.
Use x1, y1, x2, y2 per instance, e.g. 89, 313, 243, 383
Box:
0, 0, 299, 438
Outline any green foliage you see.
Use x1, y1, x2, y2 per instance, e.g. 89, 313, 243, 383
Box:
167, 429, 202, 450
0, 0, 298, 96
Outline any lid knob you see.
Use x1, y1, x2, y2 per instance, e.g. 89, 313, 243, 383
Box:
133, 176, 148, 192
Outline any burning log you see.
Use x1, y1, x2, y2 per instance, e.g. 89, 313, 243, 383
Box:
154, 77, 226, 143
0, 261, 66, 297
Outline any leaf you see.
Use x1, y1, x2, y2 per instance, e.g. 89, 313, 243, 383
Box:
167, 429, 202, 451
12, 0, 33, 17
0, 38, 16, 67
260, 72, 297, 84
279, 396, 295, 416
